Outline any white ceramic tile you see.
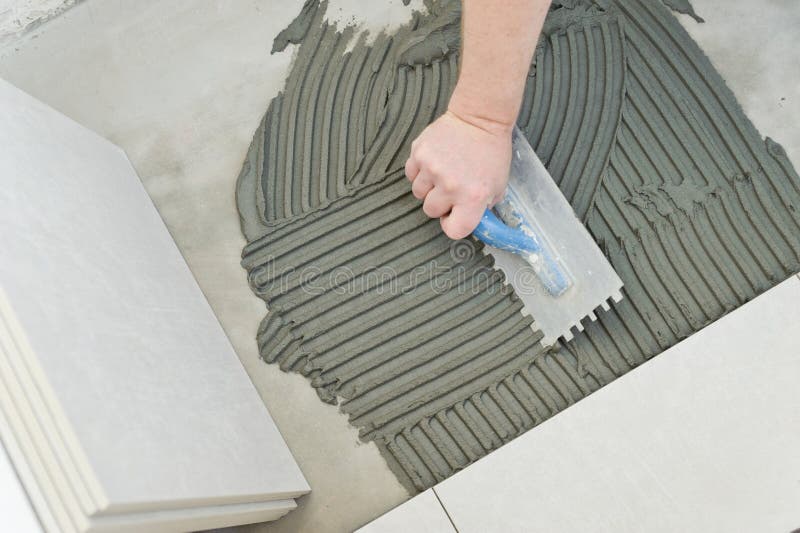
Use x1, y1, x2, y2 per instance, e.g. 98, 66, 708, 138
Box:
0, 407, 58, 532
356, 489, 455, 533
0, 439, 41, 533
0, 79, 308, 513
87, 499, 296, 533
0, 293, 96, 530
1, 417, 294, 533
433, 277, 800, 533
0, 2, 413, 531
2, 399, 295, 533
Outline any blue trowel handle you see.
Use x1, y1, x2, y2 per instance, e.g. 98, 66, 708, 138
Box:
473, 209, 572, 296
474, 209, 538, 256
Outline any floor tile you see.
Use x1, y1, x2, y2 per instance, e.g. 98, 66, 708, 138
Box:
356, 489, 455, 533
431, 277, 800, 533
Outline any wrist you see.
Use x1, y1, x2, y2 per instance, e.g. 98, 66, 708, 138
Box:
447, 84, 516, 137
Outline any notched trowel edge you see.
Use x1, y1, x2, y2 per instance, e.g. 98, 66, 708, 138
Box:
479, 127, 624, 347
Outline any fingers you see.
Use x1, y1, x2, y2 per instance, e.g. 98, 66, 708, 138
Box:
404, 156, 420, 182
411, 172, 434, 200
440, 202, 486, 240
422, 188, 452, 218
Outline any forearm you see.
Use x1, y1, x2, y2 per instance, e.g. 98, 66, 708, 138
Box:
448, 0, 551, 133
406, 0, 551, 239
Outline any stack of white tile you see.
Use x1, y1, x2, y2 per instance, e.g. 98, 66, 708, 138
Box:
0, 79, 309, 532
1, 437, 41, 532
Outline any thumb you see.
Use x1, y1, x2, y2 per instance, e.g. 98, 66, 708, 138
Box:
440, 203, 486, 240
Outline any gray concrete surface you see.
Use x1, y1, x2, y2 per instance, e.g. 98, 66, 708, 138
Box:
0, 0, 796, 532
676, 0, 800, 165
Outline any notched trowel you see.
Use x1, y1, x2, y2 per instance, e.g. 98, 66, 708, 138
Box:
473, 126, 623, 346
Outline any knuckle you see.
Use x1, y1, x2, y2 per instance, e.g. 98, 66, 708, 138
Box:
440, 176, 458, 193
423, 160, 439, 177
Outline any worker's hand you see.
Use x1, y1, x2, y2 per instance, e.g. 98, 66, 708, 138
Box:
405, 110, 512, 240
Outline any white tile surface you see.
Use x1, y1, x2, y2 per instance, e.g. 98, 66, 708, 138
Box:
0, 78, 308, 513
0, 2, 413, 531
0, 439, 41, 533
356, 489, 455, 533
0, 407, 59, 532
2, 397, 296, 533
429, 277, 800, 533
85, 499, 297, 533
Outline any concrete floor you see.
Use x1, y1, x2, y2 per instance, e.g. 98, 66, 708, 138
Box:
0, 0, 796, 532
676, 0, 800, 165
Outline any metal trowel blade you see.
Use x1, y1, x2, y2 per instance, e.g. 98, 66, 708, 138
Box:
483, 127, 624, 346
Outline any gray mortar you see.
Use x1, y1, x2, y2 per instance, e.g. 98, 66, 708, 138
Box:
236, 0, 800, 492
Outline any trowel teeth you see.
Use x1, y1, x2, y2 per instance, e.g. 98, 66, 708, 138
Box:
481, 238, 624, 350
476, 130, 625, 349
481, 248, 512, 287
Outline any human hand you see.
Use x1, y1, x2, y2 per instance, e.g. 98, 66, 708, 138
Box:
404, 110, 512, 240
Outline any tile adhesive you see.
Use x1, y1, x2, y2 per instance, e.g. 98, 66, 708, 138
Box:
236, 0, 800, 491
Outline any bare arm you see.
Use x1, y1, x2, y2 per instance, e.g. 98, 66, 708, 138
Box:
405, 0, 551, 239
